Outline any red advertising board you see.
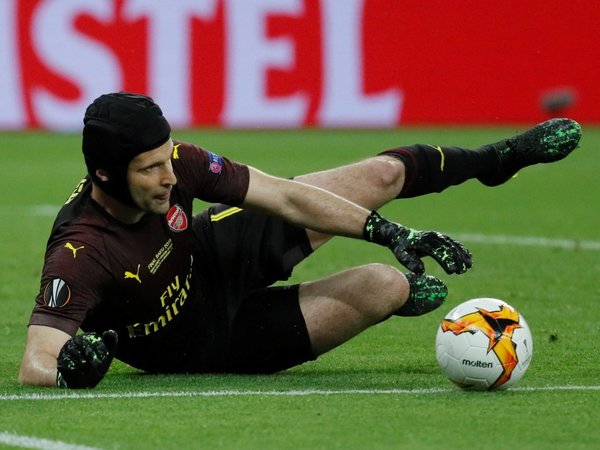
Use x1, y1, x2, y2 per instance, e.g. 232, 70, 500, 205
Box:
1, 0, 598, 129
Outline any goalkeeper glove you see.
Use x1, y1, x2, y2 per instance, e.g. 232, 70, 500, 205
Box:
363, 211, 472, 275
56, 330, 118, 389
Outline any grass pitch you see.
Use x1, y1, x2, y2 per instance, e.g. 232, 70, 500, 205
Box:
1, 126, 599, 449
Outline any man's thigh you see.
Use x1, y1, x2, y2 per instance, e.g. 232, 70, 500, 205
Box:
224, 285, 316, 374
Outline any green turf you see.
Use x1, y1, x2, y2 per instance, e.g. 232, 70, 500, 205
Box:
1, 126, 599, 449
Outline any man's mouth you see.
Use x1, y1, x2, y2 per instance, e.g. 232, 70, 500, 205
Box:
155, 192, 171, 202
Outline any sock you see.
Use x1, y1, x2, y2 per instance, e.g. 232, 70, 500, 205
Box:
380, 144, 498, 198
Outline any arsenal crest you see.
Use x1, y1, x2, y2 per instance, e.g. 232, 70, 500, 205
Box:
166, 204, 188, 232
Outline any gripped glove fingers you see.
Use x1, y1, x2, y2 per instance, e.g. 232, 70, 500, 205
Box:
56, 330, 118, 389
363, 211, 472, 275
396, 229, 473, 275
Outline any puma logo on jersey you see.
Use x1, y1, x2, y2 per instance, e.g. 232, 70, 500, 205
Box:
124, 264, 142, 283
173, 144, 181, 160
65, 242, 84, 258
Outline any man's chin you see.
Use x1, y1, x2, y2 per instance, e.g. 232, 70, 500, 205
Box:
154, 203, 171, 215
142, 199, 170, 215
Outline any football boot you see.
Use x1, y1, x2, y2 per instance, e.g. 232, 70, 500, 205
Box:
478, 118, 581, 186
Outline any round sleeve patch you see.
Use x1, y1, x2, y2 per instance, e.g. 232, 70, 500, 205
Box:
43, 278, 72, 308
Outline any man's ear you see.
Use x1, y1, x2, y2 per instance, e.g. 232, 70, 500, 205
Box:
95, 169, 110, 182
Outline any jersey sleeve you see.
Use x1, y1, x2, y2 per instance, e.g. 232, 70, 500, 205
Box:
28, 239, 111, 336
171, 141, 250, 205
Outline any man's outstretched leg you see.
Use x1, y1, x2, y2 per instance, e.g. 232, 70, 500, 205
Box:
225, 264, 448, 373
381, 118, 582, 197
298, 264, 447, 355
297, 118, 581, 248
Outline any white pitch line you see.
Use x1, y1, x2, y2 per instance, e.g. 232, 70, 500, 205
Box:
1, 385, 599, 402
451, 232, 600, 251
5, 205, 600, 251
2, 387, 597, 450
0, 204, 60, 216
0, 432, 101, 450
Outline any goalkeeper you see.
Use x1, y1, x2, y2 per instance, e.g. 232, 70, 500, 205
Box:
19, 92, 581, 388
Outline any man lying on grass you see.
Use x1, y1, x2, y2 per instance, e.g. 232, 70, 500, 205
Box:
19, 92, 581, 388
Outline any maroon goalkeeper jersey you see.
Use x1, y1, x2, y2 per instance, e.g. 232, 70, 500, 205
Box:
28, 141, 249, 372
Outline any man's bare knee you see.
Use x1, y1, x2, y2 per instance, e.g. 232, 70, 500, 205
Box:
368, 156, 405, 197
360, 263, 408, 319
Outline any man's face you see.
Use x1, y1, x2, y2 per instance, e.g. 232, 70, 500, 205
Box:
128, 139, 177, 215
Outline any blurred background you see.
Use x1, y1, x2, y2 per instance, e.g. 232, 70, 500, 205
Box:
1, 0, 598, 132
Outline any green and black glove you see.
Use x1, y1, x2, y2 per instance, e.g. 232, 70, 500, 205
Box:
363, 211, 472, 275
56, 330, 118, 389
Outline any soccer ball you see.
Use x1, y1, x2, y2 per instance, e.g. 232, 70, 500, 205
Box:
435, 298, 533, 391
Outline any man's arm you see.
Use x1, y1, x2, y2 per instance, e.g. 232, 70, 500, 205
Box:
242, 167, 472, 275
243, 167, 369, 238
19, 325, 70, 387
20, 325, 118, 388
